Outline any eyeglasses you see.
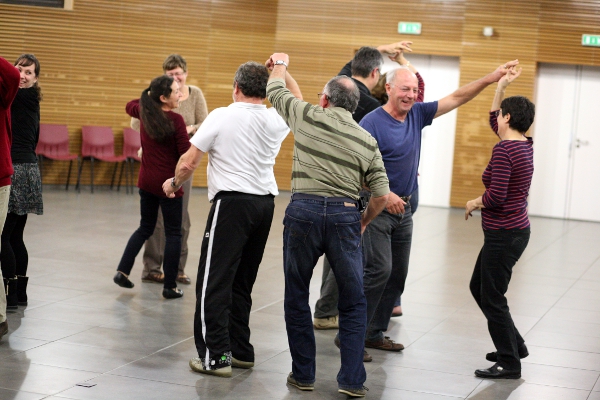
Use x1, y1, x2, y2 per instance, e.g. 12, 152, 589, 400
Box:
317, 92, 329, 100
492, 109, 501, 118
167, 72, 186, 77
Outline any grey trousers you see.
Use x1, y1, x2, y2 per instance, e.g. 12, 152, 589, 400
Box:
142, 179, 192, 277
0, 185, 10, 323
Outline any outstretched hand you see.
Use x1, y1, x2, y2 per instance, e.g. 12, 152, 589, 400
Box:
265, 58, 274, 71
378, 41, 413, 57
492, 60, 519, 82
498, 66, 522, 90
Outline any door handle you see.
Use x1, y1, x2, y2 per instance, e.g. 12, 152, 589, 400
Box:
576, 138, 590, 148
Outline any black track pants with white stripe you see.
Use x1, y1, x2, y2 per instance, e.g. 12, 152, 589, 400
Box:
193, 192, 275, 363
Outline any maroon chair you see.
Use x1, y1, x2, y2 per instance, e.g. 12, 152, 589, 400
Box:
36, 124, 80, 190
118, 127, 142, 194
76, 126, 127, 193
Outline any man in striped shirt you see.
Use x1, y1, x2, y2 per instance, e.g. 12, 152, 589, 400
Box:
266, 52, 390, 397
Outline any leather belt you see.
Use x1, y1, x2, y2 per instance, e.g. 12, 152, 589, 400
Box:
291, 193, 357, 204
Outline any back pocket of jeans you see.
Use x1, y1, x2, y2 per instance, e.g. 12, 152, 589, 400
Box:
335, 221, 361, 253
284, 215, 313, 248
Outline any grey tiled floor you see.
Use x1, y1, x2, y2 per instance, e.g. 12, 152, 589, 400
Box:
1, 187, 599, 399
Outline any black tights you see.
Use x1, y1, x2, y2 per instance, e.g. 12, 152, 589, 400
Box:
1, 213, 29, 279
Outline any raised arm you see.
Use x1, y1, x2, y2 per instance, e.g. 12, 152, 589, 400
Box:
265, 55, 302, 100
388, 49, 425, 102
435, 59, 519, 119
489, 67, 522, 134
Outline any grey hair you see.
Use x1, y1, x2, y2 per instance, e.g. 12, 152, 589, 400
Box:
324, 75, 360, 113
386, 66, 413, 85
350, 46, 383, 78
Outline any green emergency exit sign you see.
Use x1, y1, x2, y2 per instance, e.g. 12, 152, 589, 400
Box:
582, 34, 600, 47
398, 22, 421, 35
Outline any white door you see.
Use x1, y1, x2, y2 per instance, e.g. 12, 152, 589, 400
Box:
381, 55, 460, 208
567, 66, 600, 221
529, 64, 600, 222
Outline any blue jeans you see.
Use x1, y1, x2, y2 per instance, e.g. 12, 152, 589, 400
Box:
283, 195, 366, 390
117, 189, 182, 289
470, 228, 530, 370
362, 205, 412, 342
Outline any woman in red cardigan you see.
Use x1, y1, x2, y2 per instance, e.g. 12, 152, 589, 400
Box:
114, 75, 190, 299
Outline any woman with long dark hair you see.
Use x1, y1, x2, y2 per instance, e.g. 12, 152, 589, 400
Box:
113, 75, 190, 299
1, 54, 43, 309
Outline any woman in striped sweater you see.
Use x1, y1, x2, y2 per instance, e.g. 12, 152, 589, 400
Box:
465, 66, 535, 380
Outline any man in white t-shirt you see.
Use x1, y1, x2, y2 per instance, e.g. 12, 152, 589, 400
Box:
163, 61, 302, 378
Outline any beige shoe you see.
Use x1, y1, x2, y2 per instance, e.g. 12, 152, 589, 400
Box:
189, 357, 232, 377
313, 315, 339, 330
231, 356, 254, 369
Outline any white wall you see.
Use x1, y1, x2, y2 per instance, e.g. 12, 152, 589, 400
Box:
381, 55, 460, 208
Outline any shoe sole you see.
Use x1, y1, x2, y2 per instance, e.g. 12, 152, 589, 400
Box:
141, 278, 163, 284
338, 388, 366, 397
475, 372, 521, 379
313, 324, 338, 330
231, 357, 254, 369
189, 360, 232, 377
287, 381, 314, 391
365, 344, 403, 352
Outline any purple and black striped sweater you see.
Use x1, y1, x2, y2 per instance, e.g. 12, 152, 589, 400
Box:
481, 111, 534, 230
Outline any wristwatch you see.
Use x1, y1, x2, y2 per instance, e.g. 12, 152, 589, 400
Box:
274, 60, 288, 68
171, 177, 178, 188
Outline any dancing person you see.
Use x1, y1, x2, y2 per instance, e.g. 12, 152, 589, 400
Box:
1, 54, 44, 309
352, 59, 520, 358
267, 52, 390, 397
133, 54, 208, 285
114, 75, 190, 299
163, 61, 301, 378
466, 66, 534, 379
0, 55, 20, 340
314, 43, 425, 337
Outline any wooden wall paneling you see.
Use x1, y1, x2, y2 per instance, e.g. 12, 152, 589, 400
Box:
449, 0, 540, 207
538, 0, 600, 65
3, 0, 600, 200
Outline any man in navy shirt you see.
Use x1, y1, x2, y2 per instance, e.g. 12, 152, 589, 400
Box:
356, 60, 520, 355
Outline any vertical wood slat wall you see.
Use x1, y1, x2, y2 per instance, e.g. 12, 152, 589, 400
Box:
1, 0, 599, 204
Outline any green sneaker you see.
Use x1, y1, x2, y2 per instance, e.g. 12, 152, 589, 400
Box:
189, 353, 232, 378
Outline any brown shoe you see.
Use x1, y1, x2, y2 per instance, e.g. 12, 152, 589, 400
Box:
365, 336, 404, 351
334, 335, 373, 362
176, 274, 191, 284
0, 320, 8, 339
141, 272, 164, 284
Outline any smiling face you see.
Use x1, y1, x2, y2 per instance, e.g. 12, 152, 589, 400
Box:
161, 81, 182, 110
17, 63, 38, 89
165, 67, 187, 88
386, 68, 419, 116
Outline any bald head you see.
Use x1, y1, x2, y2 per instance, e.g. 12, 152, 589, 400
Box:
324, 75, 360, 113
386, 66, 418, 86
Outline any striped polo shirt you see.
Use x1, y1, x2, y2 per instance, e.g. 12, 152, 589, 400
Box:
266, 78, 389, 200
481, 110, 534, 230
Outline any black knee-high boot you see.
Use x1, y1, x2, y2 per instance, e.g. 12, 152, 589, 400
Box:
17, 276, 28, 306
4, 278, 18, 310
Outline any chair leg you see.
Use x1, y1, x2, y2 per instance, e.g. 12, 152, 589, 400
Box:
116, 161, 125, 192
129, 160, 134, 194
90, 158, 95, 194
110, 162, 119, 190
66, 159, 73, 190
76, 158, 84, 193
